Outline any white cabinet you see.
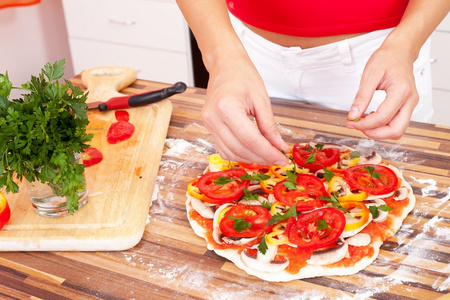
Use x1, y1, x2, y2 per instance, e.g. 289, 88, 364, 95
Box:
61, 0, 194, 85
430, 13, 450, 126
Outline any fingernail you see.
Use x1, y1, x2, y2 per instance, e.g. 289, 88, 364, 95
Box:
274, 160, 288, 166
349, 106, 359, 118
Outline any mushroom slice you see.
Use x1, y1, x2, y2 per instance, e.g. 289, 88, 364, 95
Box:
307, 240, 349, 266
366, 199, 389, 223
394, 187, 409, 201
189, 195, 215, 219
222, 236, 257, 245
241, 243, 289, 273
346, 233, 371, 247
358, 151, 382, 165
366, 190, 395, 201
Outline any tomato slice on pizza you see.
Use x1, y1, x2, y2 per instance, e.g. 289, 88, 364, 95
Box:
197, 168, 250, 204
273, 174, 328, 207
284, 207, 345, 250
219, 204, 272, 238
344, 164, 398, 195
293, 144, 340, 171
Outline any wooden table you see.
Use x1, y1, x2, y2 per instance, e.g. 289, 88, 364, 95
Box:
1, 78, 449, 299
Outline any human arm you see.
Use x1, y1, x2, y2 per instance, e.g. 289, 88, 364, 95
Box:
346, 0, 450, 139
176, 0, 289, 165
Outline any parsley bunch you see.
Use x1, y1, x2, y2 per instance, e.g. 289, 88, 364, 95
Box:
0, 59, 93, 214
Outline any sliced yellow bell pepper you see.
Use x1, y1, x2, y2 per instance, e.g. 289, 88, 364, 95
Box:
208, 153, 236, 171
269, 164, 309, 179
260, 177, 283, 194
187, 178, 206, 201
338, 190, 368, 202
327, 176, 368, 201
340, 152, 359, 167
266, 222, 289, 245
217, 206, 232, 225
341, 201, 370, 231
270, 201, 286, 215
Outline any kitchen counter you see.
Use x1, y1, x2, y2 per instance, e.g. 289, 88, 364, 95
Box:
0, 78, 449, 299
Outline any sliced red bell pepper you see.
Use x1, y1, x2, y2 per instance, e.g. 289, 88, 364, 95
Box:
82, 147, 104, 167
0, 192, 11, 230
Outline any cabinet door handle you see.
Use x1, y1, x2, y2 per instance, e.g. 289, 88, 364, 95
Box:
108, 18, 136, 26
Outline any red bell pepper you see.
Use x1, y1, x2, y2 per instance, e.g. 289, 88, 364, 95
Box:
0, 192, 11, 230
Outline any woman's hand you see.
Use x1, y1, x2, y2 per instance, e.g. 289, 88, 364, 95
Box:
202, 53, 289, 165
346, 42, 419, 140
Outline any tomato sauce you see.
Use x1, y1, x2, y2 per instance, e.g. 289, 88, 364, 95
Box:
279, 244, 313, 274
332, 245, 375, 268
384, 196, 410, 217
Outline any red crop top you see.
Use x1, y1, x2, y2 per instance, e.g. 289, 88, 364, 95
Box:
226, 0, 408, 37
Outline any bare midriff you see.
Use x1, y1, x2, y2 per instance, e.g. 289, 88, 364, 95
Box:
244, 22, 367, 49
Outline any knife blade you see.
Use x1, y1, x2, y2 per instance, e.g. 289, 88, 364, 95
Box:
87, 81, 187, 111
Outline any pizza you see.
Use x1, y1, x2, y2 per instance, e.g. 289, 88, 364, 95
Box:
186, 141, 415, 282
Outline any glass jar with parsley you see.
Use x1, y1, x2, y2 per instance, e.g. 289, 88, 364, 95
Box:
0, 59, 93, 217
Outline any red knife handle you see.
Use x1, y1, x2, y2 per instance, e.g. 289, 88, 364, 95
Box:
98, 95, 131, 111
98, 82, 187, 111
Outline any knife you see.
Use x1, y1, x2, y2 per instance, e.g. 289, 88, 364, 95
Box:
87, 81, 187, 111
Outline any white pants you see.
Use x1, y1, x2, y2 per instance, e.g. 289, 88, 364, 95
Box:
229, 13, 433, 123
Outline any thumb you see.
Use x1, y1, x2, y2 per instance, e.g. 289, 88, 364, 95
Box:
348, 69, 381, 121
255, 106, 289, 153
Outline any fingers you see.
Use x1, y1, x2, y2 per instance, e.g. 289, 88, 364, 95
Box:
347, 64, 381, 121
202, 105, 289, 166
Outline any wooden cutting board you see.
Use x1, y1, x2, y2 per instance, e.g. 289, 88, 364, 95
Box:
0, 75, 173, 251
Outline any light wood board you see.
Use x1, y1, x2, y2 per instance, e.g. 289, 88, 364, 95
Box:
0, 98, 172, 251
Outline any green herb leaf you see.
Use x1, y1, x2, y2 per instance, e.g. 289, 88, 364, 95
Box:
305, 149, 316, 164
364, 166, 381, 185
240, 172, 270, 182
242, 188, 260, 201
323, 168, 335, 182
286, 170, 297, 183
319, 194, 347, 212
317, 219, 331, 230
267, 202, 297, 225
258, 233, 269, 255
349, 151, 360, 159
215, 176, 235, 185
228, 216, 252, 232
369, 204, 393, 219
315, 143, 324, 150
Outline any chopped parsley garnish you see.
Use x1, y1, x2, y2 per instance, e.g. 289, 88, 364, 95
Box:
283, 170, 299, 191
228, 215, 252, 232
323, 168, 335, 182
258, 233, 269, 255
242, 188, 271, 210
267, 202, 298, 225
369, 205, 393, 219
240, 172, 270, 182
317, 219, 331, 230
215, 176, 235, 185
305, 149, 317, 164
349, 151, 360, 159
319, 194, 347, 212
